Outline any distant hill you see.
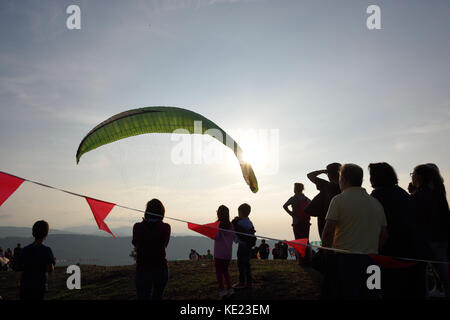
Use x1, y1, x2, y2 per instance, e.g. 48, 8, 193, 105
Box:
0, 234, 213, 265
0, 226, 196, 238
0, 229, 284, 266
0, 226, 74, 237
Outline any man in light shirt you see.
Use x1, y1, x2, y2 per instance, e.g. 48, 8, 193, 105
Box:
321, 163, 388, 299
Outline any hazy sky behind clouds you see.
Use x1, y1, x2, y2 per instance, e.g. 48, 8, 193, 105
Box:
1, 0, 449, 241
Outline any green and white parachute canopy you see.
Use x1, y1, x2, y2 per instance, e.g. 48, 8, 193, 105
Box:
76, 106, 258, 193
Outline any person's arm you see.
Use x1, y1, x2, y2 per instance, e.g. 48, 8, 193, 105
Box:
307, 169, 328, 184
408, 183, 416, 194
283, 198, 293, 215
378, 226, 388, 252
321, 219, 337, 249
47, 249, 55, 273
164, 224, 171, 248
321, 196, 339, 250
47, 263, 55, 273
132, 224, 138, 247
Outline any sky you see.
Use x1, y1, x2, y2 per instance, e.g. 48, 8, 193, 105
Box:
0, 0, 449, 242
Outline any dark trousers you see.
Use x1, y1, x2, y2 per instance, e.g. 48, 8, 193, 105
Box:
317, 216, 326, 240
135, 267, 168, 300
214, 258, 231, 290
382, 263, 427, 300
321, 253, 380, 300
20, 288, 45, 300
293, 222, 312, 265
237, 244, 252, 284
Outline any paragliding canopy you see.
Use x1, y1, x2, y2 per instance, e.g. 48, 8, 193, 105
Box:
76, 106, 258, 193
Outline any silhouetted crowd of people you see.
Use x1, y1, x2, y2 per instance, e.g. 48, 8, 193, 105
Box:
188, 249, 213, 261
282, 162, 449, 300
131, 162, 447, 300
249, 240, 289, 260
7, 162, 449, 301
0, 244, 22, 272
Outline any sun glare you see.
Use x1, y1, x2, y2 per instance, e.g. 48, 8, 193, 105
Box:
241, 145, 268, 169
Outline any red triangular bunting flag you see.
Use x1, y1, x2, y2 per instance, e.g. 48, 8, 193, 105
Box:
188, 221, 220, 240
0, 172, 25, 207
368, 255, 417, 269
85, 197, 116, 238
285, 238, 308, 257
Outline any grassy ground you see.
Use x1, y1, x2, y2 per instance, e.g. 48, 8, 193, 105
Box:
0, 260, 323, 300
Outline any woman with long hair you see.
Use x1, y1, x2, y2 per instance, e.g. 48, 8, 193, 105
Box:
132, 199, 171, 300
368, 162, 427, 299
410, 164, 450, 298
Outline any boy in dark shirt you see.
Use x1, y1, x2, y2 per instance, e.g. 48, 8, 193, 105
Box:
19, 220, 55, 300
232, 203, 256, 289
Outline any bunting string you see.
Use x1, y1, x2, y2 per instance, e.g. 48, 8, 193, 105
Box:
0, 170, 449, 267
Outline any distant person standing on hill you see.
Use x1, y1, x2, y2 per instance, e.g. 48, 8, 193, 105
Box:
305, 163, 342, 239
213, 205, 236, 298
13, 243, 22, 271
206, 249, 213, 260
132, 199, 171, 300
258, 240, 270, 260
189, 250, 200, 261
251, 246, 259, 259
283, 183, 312, 265
0, 247, 8, 271
4, 248, 13, 270
280, 241, 289, 259
19, 220, 55, 300
272, 243, 280, 259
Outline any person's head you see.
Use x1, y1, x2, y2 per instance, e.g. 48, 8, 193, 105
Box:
294, 183, 304, 195
32, 220, 49, 242
207, 249, 211, 254
413, 164, 449, 210
426, 163, 444, 183
412, 164, 442, 190
17, 243, 21, 248
326, 163, 342, 184
261, 239, 266, 244
339, 164, 363, 191
368, 162, 398, 189
217, 205, 231, 229
145, 199, 165, 221
238, 203, 251, 218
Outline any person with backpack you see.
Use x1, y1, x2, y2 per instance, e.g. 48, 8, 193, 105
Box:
213, 205, 236, 298
232, 203, 256, 289
283, 183, 312, 265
